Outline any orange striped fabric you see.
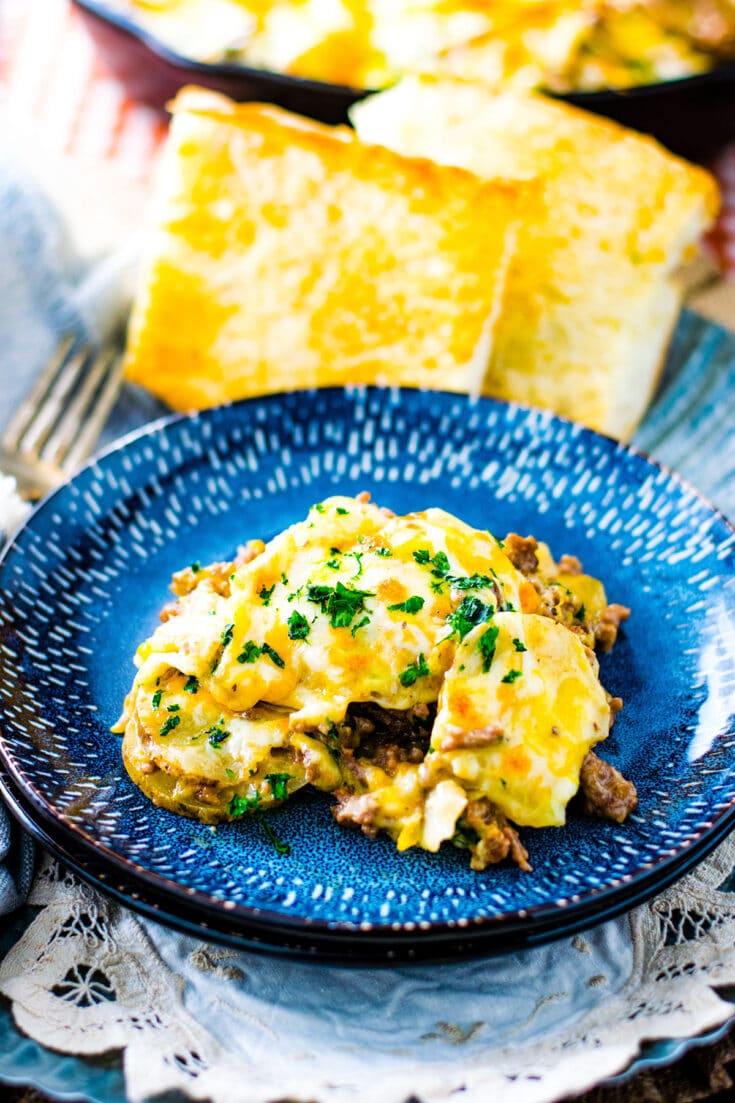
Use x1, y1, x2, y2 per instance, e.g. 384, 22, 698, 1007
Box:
1, 0, 167, 179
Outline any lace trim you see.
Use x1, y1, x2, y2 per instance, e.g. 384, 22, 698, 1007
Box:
2, 841, 735, 1103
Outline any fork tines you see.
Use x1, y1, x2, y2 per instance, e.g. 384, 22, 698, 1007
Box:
2, 336, 124, 478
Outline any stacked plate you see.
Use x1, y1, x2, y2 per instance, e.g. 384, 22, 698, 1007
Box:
1, 387, 734, 962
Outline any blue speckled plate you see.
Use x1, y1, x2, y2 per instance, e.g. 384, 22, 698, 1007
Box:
0, 388, 734, 962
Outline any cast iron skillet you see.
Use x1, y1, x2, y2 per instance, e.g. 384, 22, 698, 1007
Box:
72, 0, 735, 159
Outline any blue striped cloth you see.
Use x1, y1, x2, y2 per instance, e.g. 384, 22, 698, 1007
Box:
0, 158, 733, 917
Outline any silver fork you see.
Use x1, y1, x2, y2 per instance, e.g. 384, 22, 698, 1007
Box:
0, 336, 124, 500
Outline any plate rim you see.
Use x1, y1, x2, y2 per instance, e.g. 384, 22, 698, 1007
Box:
1, 386, 734, 957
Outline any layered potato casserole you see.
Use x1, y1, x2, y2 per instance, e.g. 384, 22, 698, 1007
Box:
115, 494, 637, 870
110, 0, 735, 92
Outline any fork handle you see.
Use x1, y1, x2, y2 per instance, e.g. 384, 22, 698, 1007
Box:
0, 448, 66, 501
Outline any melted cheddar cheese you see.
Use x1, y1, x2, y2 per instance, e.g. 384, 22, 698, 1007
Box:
116, 494, 626, 869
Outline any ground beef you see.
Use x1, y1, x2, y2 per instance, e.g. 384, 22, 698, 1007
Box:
437, 724, 504, 752
343, 702, 434, 775
504, 533, 539, 575
463, 797, 531, 872
170, 540, 265, 600
557, 554, 583, 576
595, 603, 631, 653
579, 751, 637, 823
331, 787, 379, 835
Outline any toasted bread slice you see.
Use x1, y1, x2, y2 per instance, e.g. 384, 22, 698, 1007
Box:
123, 87, 527, 410
352, 76, 719, 439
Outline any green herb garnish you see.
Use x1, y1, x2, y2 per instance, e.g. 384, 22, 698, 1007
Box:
306, 581, 374, 630
166, 704, 180, 713
207, 722, 230, 747
350, 615, 370, 637
190, 561, 201, 573
446, 573, 494, 591
346, 551, 364, 578
501, 669, 523, 684
221, 622, 234, 648
287, 610, 310, 641
512, 638, 527, 653
388, 596, 425, 615
259, 584, 275, 606
446, 596, 493, 640
237, 640, 262, 664
183, 675, 199, 694
152, 689, 163, 709
261, 642, 285, 669
399, 653, 430, 687
260, 816, 290, 856
228, 790, 261, 818
335, 507, 349, 515
265, 772, 291, 801
575, 604, 586, 623
477, 625, 500, 672
159, 715, 181, 737
374, 547, 392, 557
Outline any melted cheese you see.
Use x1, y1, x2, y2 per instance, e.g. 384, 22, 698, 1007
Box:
426, 612, 609, 827
117, 494, 617, 863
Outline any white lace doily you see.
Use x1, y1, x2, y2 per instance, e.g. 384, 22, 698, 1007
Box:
2, 835, 735, 1103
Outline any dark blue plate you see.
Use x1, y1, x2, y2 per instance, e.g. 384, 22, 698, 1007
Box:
0, 388, 734, 961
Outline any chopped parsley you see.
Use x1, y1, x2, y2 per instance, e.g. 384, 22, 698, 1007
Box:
306, 581, 374, 630
503, 601, 516, 612
166, 704, 180, 712
190, 560, 201, 573
281, 572, 289, 585
237, 641, 262, 664
388, 596, 425, 615
325, 720, 340, 744
207, 722, 230, 747
374, 547, 392, 558
228, 790, 261, 818
501, 669, 523, 684
446, 596, 493, 640
265, 772, 291, 801
350, 615, 370, 637
221, 622, 234, 648
313, 503, 326, 513
446, 573, 494, 591
287, 610, 310, 640
225, 767, 237, 779
261, 642, 285, 669
151, 689, 163, 709
477, 625, 500, 672
430, 551, 450, 577
327, 559, 340, 570
260, 817, 290, 856
512, 638, 527, 653
335, 507, 349, 515
183, 675, 199, 694
159, 715, 180, 737
346, 550, 364, 578
259, 584, 275, 606
575, 604, 586, 623
236, 640, 285, 668
399, 653, 430, 687
413, 548, 451, 579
